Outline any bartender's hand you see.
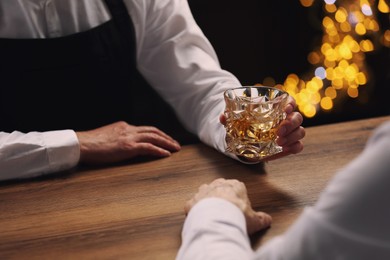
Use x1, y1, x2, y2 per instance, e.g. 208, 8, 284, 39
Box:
220, 95, 305, 161
75, 121, 181, 165
184, 178, 272, 235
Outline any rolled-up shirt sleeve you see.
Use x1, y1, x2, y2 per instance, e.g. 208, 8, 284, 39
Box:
0, 130, 80, 181
176, 197, 254, 260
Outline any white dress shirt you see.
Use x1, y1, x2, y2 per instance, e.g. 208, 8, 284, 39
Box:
177, 121, 390, 259
0, 0, 241, 181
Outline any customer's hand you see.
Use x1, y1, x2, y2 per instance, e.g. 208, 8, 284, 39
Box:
220, 95, 305, 161
184, 178, 272, 235
76, 121, 181, 165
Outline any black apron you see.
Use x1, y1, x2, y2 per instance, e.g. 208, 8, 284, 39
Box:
0, 0, 198, 144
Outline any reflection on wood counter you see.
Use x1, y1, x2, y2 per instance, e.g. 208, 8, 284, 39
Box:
1, 116, 389, 259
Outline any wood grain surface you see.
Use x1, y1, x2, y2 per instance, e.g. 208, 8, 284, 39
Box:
1, 116, 388, 260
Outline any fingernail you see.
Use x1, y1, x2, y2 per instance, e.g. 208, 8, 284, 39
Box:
162, 150, 171, 157
174, 142, 181, 150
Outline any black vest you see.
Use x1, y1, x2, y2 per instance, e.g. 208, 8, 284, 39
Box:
0, 0, 198, 144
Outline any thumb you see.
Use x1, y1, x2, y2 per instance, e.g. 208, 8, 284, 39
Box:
219, 113, 227, 126
246, 211, 272, 235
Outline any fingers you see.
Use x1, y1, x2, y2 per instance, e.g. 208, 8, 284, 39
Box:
77, 122, 182, 165
119, 123, 180, 158
269, 111, 305, 160
183, 183, 211, 215
130, 142, 174, 157
133, 132, 181, 152
224, 179, 247, 197
277, 125, 305, 147
284, 95, 296, 114
183, 178, 243, 213
246, 211, 272, 235
275, 124, 305, 156
184, 178, 272, 235
277, 111, 304, 137
135, 126, 180, 144
281, 140, 304, 155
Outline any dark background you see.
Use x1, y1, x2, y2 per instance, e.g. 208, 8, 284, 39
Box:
188, 0, 390, 127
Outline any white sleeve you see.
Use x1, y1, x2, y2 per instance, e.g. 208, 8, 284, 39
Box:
255, 120, 390, 260
126, 0, 242, 156
176, 198, 255, 260
0, 130, 80, 181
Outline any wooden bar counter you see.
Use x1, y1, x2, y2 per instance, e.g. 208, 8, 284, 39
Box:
1, 115, 389, 259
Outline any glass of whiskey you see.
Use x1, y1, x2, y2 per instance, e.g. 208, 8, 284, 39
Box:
224, 86, 289, 162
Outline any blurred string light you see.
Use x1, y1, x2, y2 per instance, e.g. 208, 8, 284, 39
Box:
264, 0, 390, 118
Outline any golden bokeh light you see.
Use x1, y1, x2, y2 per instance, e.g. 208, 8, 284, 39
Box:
360, 39, 374, 51
320, 96, 333, 110
382, 29, 390, 46
263, 0, 390, 118
378, 0, 390, 13
325, 4, 338, 13
325, 86, 337, 98
355, 22, 367, 35
300, 0, 315, 7
335, 8, 348, 23
347, 86, 359, 97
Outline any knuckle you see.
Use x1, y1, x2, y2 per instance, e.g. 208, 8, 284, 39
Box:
116, 121, 129, 129
123, 141, 136, 150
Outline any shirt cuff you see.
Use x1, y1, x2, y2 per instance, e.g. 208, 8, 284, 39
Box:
183, 197, 248, 236
43, 130, 80, 173
177, 197, 253, 260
